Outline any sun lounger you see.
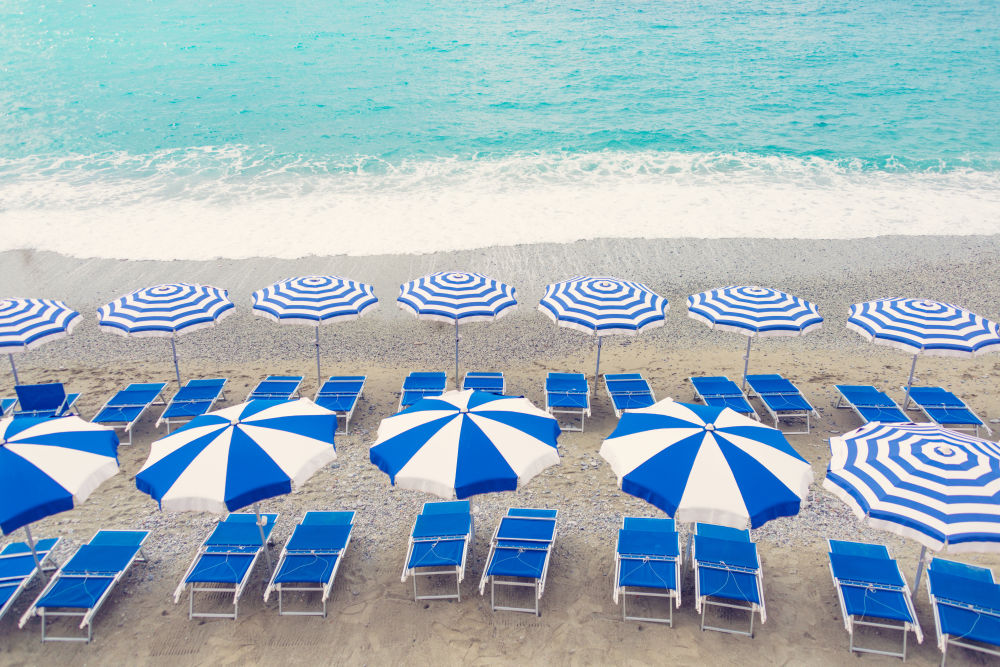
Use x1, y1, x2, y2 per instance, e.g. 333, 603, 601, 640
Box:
19, 530, 149, 642
462, 371, 505, 394
828, 539, 923, 659
246, 375, 302, 401
91, 382, 167, 446
693, 523, 765, 637
264, 511, 354, 616
834, 385, 908, 424
1, 398, 15, 417
0, 537, 61, 622
904, 386, 991, 436
689, 376, 759, 420
604, 373, 656, 417
614, 517, 680, 625
156, 378, 228, 433
12, 383, 80, 419
400, 371, 447, 411
928, 557, 1000, 665
314, 376, 366, 434
175, 512, 278, 620
544, 372, 590, 431
745, 374, 820, 434
479, 508, 557, 616
402, 500, 474, 602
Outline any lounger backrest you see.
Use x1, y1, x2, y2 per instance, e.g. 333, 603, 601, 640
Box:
623, 517, 675, 532
546, 373, 587, 391
694, 535, 759, 569
928, 570, 1000, 611
617, 528, 679, 557
88, 530, 150, 548
403, 372, 446, 389
746, 375, 797, 394
413, 513, 471, 538
908, 386, 963, 407
828, 539, 890, 560
14, 383, 66, 411
187, 378, 227, 388
829, 553, 905, 588
930, 557, 996, 583
691, 376, 741, 396
696, 523, 750, 542
508, 508, 557, 519
836, 385, 894, 406
497, 516, 556, 542
302, 510, 355, 525
109, 383, 164, 405
423, 500, 471, 515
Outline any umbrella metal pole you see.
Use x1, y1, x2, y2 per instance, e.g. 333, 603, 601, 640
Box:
170, 336, 182, 387
913, 545, 927, 591
454, 319, 460, 388
594, 336, 603, 390
254, 503, 273, 570
315, 325, 322, 388
742, 336, 753, 390
903, 354, 919, 410
8, 353, 18, 386
23, 525, 46, 583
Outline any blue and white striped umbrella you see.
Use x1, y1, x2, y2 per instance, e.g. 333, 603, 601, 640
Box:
0, 298, 82, 385
688, 286, 823, 386
600, 399, 813, 529
398, 272, 518, 384
98, 283, 235, 385
370, 389, 560, 499
252, 275, 378, 385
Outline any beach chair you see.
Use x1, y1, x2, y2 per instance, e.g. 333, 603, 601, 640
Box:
12, 382, 80, 419
399, 371, 447, 411
689, 376, 759, 420
834, 385, 908, 424
827, 539, 923, 659
479, 508, 557, 616
156, 378, 228, 433
91, 382, 167, 446
544, 373, 590, 431
1, 397, 15, 417
246, 375, 302, 401
19, 530, 149, 642
174, 512, 278, 620
927, 557, 1000, 665
264, 511, 355, 617
693, 523, 765, 637
314, 376, 366, 434
462, 371, 505, 394
904, 386, 991, 436
604, 373, 656, 418
0, 537, 61, 622
745, 374, 820, 434
613, 517, 681, 626
402, 500, 474, 602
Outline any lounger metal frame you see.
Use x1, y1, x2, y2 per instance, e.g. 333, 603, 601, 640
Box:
156, 378, 228, 433
399, 372, 448, 411
479, 509, 557, 616
462, 371, 506, 394
0, 537, 61, 622
692, 527, 765, 638
902, 386, 992, 437
92, 382, 167, 446
745, 374, 819, 435
315, 376, 366, 434
401, 502, 474, 602
613, 518, 680, 626
689, 376, 759, 421
544, 373, 590, 432
0, 397, 15, 417
603, 373, 655, 418
834, 385, 907, 425
246, 375, 302, 401
928, 559, 1000, 666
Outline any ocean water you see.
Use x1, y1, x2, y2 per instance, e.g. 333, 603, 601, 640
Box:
1, 0, 998, 259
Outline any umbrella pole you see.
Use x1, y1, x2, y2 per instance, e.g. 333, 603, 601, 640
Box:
315, 325, 322, 388
23, 525, 46, 583
8, 353, 18, 386
594, 336, 603, 390
903, 354, 919, 410
913, 545, 927, 591
742, 336, 753, 390
454, 319, 460, 388
170, 336, 181, 387
254, 503, 273, 570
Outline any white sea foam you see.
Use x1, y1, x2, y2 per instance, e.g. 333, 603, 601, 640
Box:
1, 149, 998, 260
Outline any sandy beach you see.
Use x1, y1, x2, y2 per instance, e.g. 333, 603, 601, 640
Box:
3, 235, 1000, 666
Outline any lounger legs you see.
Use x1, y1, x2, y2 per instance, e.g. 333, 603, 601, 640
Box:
701, 598, 755, 638
621, 588, 674, 626
489, 578, 540, 616
410, 569, 462, 602
38, 610, 92, 643
848, 618, 908, 660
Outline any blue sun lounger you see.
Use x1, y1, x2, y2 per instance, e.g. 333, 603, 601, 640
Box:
904, 387, 991, 436
264, 511, 355, 617
175, 512, 278, 620
614, 517, 680, 626
604, 373, 656, 417
0, 537, 61, 622
545, 373, 590, 431
834, 385, 907, 424
12, 383, 80, 419
746, 374, 820, 434
693, 523, 765, 637
402, 501, 474, 602
19, 530, 149, 642
928, 558, 1000, 665
400, 372, 447, 411
156, 378, 228, 433
315, 376, 366, 434
462, 371, 505, 394
92, 382, 167, 446
0, 397, 15, 417
247, 375, 302, 401
479, 508, 557, 616
689, 376, 759, 420
828, 540, 923, 659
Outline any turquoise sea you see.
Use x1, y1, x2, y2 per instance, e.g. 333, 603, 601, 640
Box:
1, 0, 998, 258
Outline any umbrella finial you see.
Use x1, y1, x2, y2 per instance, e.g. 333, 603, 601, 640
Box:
704, 423, 716, 432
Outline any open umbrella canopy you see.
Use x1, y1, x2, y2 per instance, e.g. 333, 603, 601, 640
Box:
0, 298, 82, 385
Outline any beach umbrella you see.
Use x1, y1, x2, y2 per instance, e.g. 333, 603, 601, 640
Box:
539, 277, 668, 387
847, 298, 1000, 408
252, 275, 378, 386
98, 283, 235, 386
0, 298, 82, 385
370, 389, 560, 499
135, 398, 338, 567
599, 398, 812, 529
825, 422, 1000, 588
398, 272, 517, 386
687, 286, 822, 388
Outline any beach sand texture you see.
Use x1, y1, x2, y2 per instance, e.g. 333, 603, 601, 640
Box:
3, 236, 1000, 665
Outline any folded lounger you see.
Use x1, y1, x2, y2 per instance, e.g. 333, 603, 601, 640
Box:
399, 372, 447, 411
927, 557, 1000, 665
604, 373, 656, 418
693, 523, 765, 637
904, 386, 991, 436
314, 376, 366, 434
19, 530, 149, 642
246, 375, 302, 401
745, 374, 820, 434
0, 538, 61, 622
12, 383, 80, 419
614, 517, 681, 625
263, 511, 355, 616
834, 385, 907, 424
156, 378, 228, 433
689, 376, 759, 420
462, 372, 505, 394
91, 382, 167, 446
827, 540, 923, 659
544, 372, 590, 432
175, 512, 278, 620
402, 500, 474, 602
479, 508, 557, 616
0, 397, 15, 417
